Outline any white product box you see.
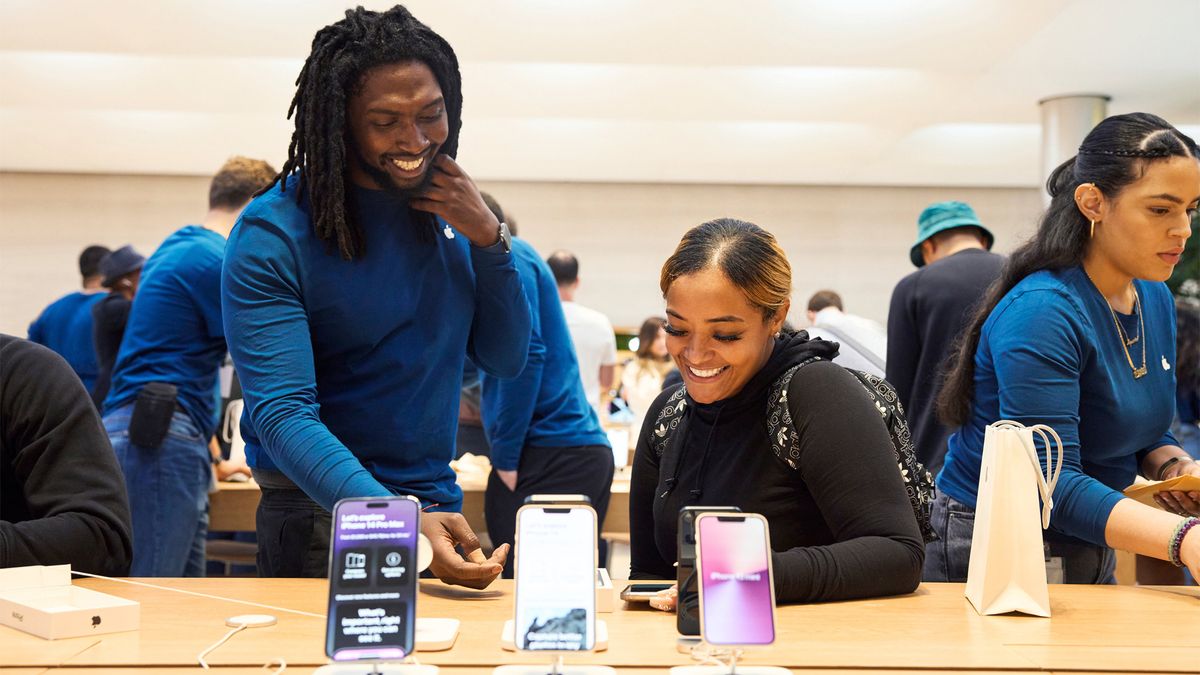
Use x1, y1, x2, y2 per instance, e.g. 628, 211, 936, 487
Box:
0, 565, 139, 640
596, 567, 614, 614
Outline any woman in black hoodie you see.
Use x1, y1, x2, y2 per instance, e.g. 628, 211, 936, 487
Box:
630, 218, 925, 604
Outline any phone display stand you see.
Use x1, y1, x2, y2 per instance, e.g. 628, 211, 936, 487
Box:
493, 653, 616, 675
669, 647, 791, 675
500, 619, 608, 652
313, 661, 438, 675
415, 617, 459, 651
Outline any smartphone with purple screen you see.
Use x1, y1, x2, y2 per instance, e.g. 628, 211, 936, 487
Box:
325, 496, 420, 662
695, 512, 776, 646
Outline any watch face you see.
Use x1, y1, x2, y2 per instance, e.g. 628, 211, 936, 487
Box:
499, 222, 512, 252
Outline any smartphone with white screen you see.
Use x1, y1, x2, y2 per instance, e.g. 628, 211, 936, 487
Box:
325, 496, 420, 661
513, 503, 597, 651
695, 512, 775, 647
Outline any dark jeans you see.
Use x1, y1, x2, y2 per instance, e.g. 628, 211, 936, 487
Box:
923, 490, 1116, 584
485, 444, 615, 578
252, 469, 332, 578
104, 403, 211, 577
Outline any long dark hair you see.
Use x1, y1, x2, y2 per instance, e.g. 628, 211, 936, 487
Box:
938, 113, 1200, 426
263, 5, 463, 260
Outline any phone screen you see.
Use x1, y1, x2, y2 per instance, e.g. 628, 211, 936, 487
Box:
325, 497, 419, 661
697, 514, 775, 646
514, 505, 597, 651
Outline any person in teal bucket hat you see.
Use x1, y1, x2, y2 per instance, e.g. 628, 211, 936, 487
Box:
909, 201, 996, 268
888, 200, 1005, 473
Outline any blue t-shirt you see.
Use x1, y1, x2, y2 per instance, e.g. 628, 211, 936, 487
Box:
221, 177, 530, 512
479, 237, 609, 471
28, 291, 106, 392
105, 226, 227, 434
939, 267, 1179, 547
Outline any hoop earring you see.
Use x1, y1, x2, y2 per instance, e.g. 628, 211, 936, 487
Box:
1090, 220, 1096, 238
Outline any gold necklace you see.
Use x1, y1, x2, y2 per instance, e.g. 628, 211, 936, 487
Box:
1101, 285, 1148, 379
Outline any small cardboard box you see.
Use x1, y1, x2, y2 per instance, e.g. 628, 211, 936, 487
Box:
0, 565, 139, 640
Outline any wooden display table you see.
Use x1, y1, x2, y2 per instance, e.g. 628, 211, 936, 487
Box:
0, 578, 1194, 672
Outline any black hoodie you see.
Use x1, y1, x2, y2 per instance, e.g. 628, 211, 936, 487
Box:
629, 331, 924, 603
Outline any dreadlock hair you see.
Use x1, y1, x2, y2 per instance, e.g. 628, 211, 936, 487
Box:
938, 113, 1200, 426
265, 5, 463, 260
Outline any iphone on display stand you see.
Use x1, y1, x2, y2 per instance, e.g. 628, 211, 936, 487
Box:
669, 513, 788, 675
314, 496, 439, 675
494, 502, 614, 675
676, 506, 741, 638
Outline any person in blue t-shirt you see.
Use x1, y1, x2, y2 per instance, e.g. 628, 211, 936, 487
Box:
103, 157, 276, 577
222, 6, 530, 589
28, 245, 111, 393
475, 194, 614, 578
928, 113, 1200, 583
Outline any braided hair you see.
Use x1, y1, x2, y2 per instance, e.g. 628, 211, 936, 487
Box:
264, 5, 463, 260
938, 113, 1200, 426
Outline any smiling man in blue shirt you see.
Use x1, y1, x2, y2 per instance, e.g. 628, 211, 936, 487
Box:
222, 6, 530, 588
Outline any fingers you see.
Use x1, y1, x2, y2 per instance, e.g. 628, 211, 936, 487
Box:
432, 153, 465, 177
1156, 490, 1200, 516
648, 586, 678, 612
439, 512, 484, 558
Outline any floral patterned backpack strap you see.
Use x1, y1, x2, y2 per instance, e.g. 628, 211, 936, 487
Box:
651, 385, 689, 459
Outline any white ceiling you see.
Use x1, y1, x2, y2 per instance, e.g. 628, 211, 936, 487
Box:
2, 0, 1198, 187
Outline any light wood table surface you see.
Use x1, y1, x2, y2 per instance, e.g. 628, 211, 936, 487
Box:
210, 475, 632, 539
0, 578, 1195, 672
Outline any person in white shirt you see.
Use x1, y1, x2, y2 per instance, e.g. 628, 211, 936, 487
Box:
547, 250, 617, 417
804, 289, 888, 376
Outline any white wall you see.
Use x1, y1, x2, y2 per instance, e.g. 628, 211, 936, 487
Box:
0, 172, 1042, 338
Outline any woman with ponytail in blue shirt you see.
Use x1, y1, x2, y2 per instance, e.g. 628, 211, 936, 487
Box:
928, 113, 1200, 584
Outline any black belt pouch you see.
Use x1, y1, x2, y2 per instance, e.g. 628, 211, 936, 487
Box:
128, 382, 179, 449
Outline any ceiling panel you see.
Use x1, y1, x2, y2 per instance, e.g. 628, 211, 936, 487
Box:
1, 0, 1197, 186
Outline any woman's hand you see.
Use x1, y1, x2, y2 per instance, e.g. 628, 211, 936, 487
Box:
648, 584, 678, 612
1153, 458, 1200, 516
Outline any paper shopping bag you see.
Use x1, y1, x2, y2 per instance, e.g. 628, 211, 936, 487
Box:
965, 421, 1063, 617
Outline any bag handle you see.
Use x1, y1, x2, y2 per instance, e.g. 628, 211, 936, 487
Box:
993, 420, 1064, 529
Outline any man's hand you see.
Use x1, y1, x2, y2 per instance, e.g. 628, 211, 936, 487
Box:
409, 155, 501, 247
215, 456, 251, 481
421, 511, 508, 589
496, 469, 518, 492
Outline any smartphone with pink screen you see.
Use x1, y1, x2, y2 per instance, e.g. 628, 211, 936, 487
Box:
695, 513, 775, 646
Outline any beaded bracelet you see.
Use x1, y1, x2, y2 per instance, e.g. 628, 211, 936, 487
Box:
1168, 517, 1200, 567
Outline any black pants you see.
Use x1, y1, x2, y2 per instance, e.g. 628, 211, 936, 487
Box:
484, 444, 615, 578
253, 469, 331, 578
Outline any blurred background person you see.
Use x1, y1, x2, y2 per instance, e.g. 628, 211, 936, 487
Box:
804, 289, 887, 377
618, 316, 673, 434
548, 249, 618, 419
90, 245, 146, 409
103, 156, 275, 577
27, 245, 111, 393
886, 201, 1003, 473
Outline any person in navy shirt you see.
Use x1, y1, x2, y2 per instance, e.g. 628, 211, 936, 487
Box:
222, 6, 530, 588
28, 245, 111, 393
476, 195, 614, 577
929, 113, 1200, 583
103, 157, 276, 577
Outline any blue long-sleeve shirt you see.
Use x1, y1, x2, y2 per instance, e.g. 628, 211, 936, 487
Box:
478, 238, 608, 471
28, 291, 106, 393
105, 227, 227, 434
221, 177, 530, 512
939, 267, 1179, 547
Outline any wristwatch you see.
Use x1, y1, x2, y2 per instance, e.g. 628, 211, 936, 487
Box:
494, 221, 512, 253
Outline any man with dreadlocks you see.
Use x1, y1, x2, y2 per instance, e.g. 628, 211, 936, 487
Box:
222, 6, 530, 588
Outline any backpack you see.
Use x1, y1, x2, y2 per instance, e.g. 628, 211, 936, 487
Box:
652, 356, 937, 543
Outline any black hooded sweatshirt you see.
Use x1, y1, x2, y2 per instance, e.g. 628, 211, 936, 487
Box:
629, 331, 924, 603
